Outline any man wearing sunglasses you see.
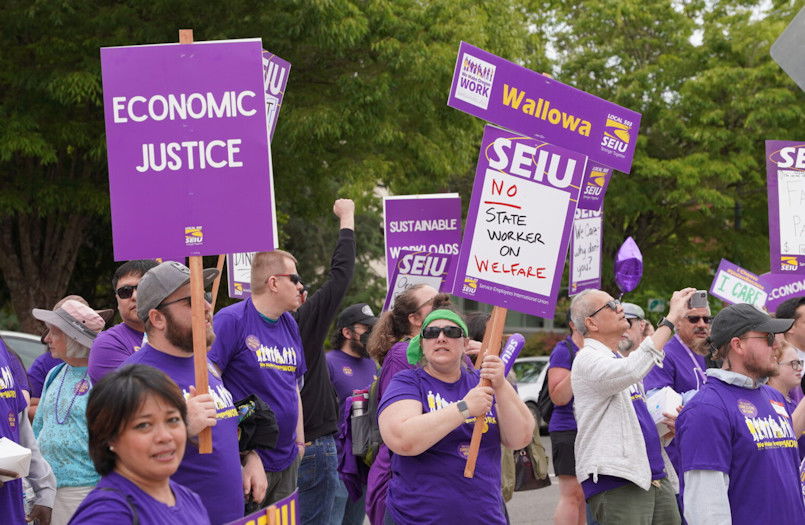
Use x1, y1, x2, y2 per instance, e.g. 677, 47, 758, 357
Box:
570, 287, 695, 525
775, 296, 805, 396
88, 259, 158, 384
677, 303, 804, 524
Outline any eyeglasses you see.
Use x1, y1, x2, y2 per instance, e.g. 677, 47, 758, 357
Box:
116, 285, 137, 299
739, 333, 775, 347
779, 359, 804, 371
157, 296, 191, 309
589, 300, 620, 318
272, 273, 302, 286
686, 316, 712, 324
421, 325, 465, 339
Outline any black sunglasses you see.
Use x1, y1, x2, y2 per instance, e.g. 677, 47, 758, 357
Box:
590, 299, 620, 318
421, 325, 465, 339
740, 333, 775, 347
272, 273, 303, 285
116, 284, 137, 299
157, 296, 191, 309
686, 315, 712, 324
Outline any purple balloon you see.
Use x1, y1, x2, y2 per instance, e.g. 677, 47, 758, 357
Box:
615, 236, 643, 294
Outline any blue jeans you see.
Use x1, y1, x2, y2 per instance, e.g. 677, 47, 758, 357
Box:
331, 477, 366, 525
297, 435, 339, 525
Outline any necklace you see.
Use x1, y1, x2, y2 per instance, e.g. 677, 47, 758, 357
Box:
54, 366, 89, 425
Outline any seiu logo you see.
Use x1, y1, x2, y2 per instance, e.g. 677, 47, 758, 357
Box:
185, 226, 203, 245
601, 118, 631, 153
781, 256, 799, 271
462, 277, 478, 295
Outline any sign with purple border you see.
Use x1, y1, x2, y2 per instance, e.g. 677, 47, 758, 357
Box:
383, 194, 462, 294
569, 208, 603, 296
101, 39, 277, 261
759, 272, 805, 313
766, 140, 805, 274
578, 163, 612, 211
382, 250, 452, 311
262, 50, 291, 141
452, 125, 585, 318
226, 251, 256, 299
709, 259, 767, 308
448, 42, 641, 174
225, 489, 298, 524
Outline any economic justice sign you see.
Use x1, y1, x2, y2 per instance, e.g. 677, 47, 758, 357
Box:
101, 39, 277, 260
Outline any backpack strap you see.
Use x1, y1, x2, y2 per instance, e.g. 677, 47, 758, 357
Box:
96, 487, 140, 525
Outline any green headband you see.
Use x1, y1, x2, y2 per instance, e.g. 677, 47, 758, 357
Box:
406, 309, 469, 365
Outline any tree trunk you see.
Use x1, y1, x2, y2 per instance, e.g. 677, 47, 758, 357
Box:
0, 213, 89, 333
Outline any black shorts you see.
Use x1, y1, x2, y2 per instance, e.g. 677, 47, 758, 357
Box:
550, 429, 577, 476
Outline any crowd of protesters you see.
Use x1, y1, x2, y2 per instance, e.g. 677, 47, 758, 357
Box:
1, 198, 805, 525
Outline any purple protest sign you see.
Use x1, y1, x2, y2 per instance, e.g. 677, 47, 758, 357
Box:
101, 39, 277, 260
383, 194, 462, 294
448, 42, 641, 174
569, 208, 603, 296
759, 272, 805, 312
225, 489, 298, 524
578, 163, 612, 211
452, 125, 585, 318
709, 259, 767, 308
766, 140, 805, 274
262, 50, 291, 141
382, 250, 453, 311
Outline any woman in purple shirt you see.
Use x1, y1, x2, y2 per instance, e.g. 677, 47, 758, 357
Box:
378, 309, 534, 524
364, 284, 444, 524
69, 365, 210, 524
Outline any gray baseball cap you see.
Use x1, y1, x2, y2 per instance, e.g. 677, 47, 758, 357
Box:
708, 303, 793, 349
622, 303, 645, 320
136, 261, 218, 322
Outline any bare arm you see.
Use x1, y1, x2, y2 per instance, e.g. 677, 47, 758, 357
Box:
296, 386, 305, 457
379, 385, 494, 456
548, 367, 572, 406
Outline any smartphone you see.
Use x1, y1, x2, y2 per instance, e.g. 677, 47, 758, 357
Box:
688, 290, 708, 309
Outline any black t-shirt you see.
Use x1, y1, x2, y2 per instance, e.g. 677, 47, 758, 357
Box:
293, 228, 355, 440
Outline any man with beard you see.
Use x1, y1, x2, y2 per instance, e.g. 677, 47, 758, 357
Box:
677, 303, 804, 524
89, 259, 158, 384
326, 303, 378, 525
124, 261, 267, 524
618, 303, 649, 357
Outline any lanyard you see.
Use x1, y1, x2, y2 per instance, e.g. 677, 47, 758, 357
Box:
675, 334, 707, 389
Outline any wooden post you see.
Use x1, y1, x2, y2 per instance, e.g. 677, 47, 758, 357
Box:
210, 254, 226, 312
463, 305, 507, 478
180, 28, 212, 454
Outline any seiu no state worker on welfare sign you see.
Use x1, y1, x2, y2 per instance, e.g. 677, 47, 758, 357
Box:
101, 38, 277, 261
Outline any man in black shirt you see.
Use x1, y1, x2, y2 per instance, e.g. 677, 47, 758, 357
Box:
293, 199, 356, 525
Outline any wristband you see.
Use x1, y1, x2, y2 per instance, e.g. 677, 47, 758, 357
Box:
658, 317, 675, 332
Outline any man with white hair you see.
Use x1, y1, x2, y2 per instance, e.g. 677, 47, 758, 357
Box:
31, 299, 106, 525
570, 287, 694, 524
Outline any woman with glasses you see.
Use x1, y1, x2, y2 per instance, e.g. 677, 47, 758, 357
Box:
769, 341, 805, 458
377, 309, 534, 524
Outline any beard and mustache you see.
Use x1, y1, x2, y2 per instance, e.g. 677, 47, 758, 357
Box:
164, 307, 215, 354
347, 330, 371, 358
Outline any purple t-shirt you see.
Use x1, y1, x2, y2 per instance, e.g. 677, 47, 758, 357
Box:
582, 379, 666, 499
547, 336, 579, 432
644, 335, 707, 394
677, 378, 805, 522
326, 349, 377, 407
209, 299, 307, 472
27, 352, 62, 398
69, 471, 210, 524
783, 397, 805, 460
379, 367, 505, 524
124, 345, 243, 525
89, 322, 145, 384
0, 340, 27, 524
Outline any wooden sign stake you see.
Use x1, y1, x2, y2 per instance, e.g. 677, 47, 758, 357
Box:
210, 254, 226, 312
180, 28, 212, 454
463, 305, 507, 478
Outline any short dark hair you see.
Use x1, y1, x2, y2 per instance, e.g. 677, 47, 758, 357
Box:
775, 297, 805, 320
87, 364, 187, 476
112, 260, 159, 290
465, 311, 491, 342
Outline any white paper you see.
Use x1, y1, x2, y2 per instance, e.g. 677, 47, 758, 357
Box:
0, 437, 31, 481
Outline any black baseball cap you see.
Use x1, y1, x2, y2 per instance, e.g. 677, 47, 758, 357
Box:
708, 303, 793, 349
336, 303, 378, 329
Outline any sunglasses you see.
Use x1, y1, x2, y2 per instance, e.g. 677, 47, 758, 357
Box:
421, 325, 465, 339
157, 296, 191, 309
589, 299, 620, 318
780, 359, 804, 371
686, 316, 712, 324
272, 273, 303, 285
116, 284, 137, 299
739, 333, 775, 347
